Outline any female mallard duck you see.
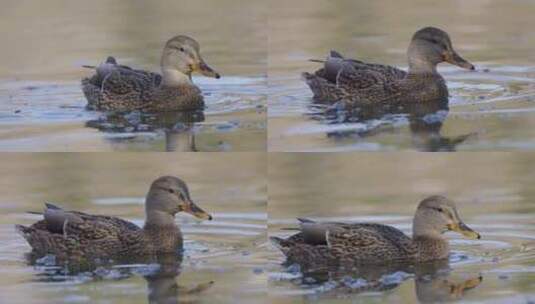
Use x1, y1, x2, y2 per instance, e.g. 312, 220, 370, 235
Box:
82, 35, 220, 112
302, 27, 475, 105
16, 176, 212, 262
271, 196, 480, 266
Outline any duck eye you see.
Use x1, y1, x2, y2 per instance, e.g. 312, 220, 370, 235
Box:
168, 188, 175, 194
436, 207, 443, 212
179, 47, 185, 52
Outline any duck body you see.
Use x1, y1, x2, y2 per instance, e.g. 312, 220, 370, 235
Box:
82, 59, 204, 112
16, 204, 182, 261
16, 176, 212, 263
82, 35, 220, 112
303, 27, 473, 106
271, 196, 480, 268
303, 57, 448, 106
272, 219, 424, 267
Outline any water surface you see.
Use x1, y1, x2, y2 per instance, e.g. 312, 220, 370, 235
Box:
267, 153, 535, 303
0, 153, 268, 303
268, 0, 535, 151
0, 0, 267, 151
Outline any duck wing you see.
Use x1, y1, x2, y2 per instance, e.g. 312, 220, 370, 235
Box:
335, 64, 406, 104
304, 50, 408, 104
326, 223, 416, 261
16, 203, 141, 259
271, 219, 416, 265
82, 57, 163, 110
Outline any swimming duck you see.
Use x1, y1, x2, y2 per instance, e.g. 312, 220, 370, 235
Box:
271, 196, 480, 266
16, 176, 212, 262
82, 35, 220, 112
302, 27, 474, 105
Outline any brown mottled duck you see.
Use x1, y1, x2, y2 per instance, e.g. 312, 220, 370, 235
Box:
302, 27, 475, 105
271, 196, 480, 266
16, 176, 212, 262
82, 35, 220, 112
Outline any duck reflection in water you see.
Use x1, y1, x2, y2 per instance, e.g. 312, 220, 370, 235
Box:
283, 259, 482, 303
25, 252, 213, 304
86, 110, 205, 152
310, 97, 475, 152
144, 254, 214, 304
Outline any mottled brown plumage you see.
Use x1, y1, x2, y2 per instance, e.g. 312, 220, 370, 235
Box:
271, 196, 480, 267
303, 27, 474, 106
16, 176, 212, 263
82, 36, 220, 112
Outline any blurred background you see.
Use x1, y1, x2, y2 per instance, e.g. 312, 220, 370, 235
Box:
268, 153, 535, 303
0, 153, 268, 303
268, 0, 535, 152
0, 0, 267, 151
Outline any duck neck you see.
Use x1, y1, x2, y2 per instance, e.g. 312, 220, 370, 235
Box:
408, 59, 438, 75
412, 217, 449, 260
412, 235, 450, 261
144, 210, 182, 252
407, 43, 439, 75
161, 68, 193, 87
145, 210, 177, 228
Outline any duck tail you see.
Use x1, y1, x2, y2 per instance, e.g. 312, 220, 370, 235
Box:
44, 202, 62, 210
82, 65, 96, 69
301, 72, 316, 81
26, 211, 42, 215
270, 236, 289, 251
15, 224, 32, 240
297, 218, 315, 224
329, 50, 344, 59
308, 59, 326, 63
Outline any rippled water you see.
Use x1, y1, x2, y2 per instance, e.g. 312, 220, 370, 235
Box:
267, 153, 535, 303
0, 0, 266, 151
268, 0, 535, 151
0, 153, 268, 303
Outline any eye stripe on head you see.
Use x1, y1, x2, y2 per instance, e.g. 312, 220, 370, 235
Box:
430, 206, 444, 213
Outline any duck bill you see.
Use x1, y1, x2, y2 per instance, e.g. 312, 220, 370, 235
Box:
448, 221, 480, 239
183, 200, 213, 220
195, 59, 220, 79
444, 51, 475, 70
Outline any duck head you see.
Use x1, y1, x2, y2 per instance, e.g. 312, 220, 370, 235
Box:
145, 176, 212, 225
408, 27, 474, 73
160, 35, 220, 85
413, 195, 480, 239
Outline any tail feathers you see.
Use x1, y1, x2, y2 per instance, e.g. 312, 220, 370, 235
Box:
270, 236, 289, 252
26, 211, 43, 215
281, 227, 300, 231
25, 201, 61, 216
45, 203, 62, 210
329, 50, 344, 59
15, 224, 32, 240
297, 218, 315, 224
308, 50, 344, 64
82, 56, 117, 69
15, 224, 65, 256
301, 72, 315, 80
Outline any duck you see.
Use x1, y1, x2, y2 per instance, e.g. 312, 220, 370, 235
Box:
16, 176, 212, 262
302, 27, 475, 106
271, 195, 480, 266
82, 35, 220, 112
